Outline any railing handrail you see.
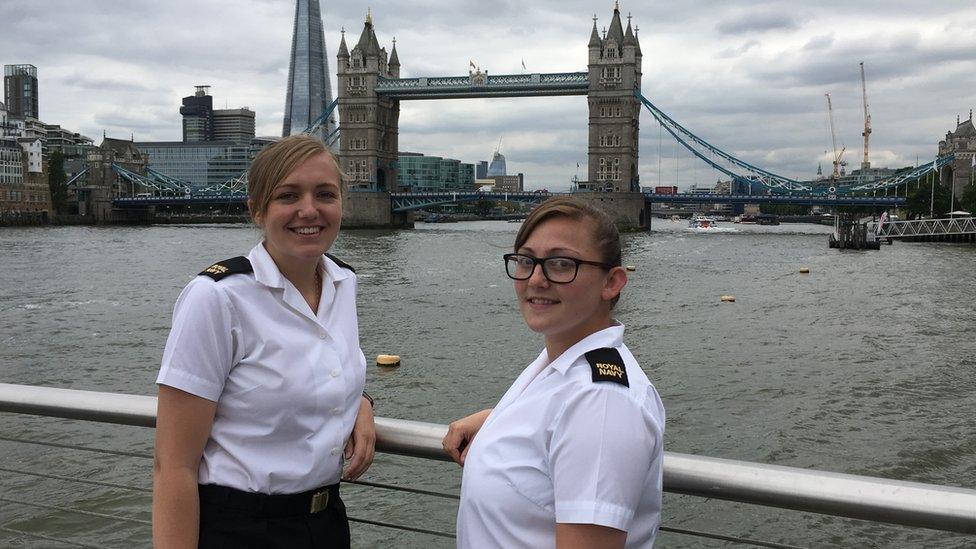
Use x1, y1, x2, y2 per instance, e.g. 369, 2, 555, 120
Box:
1, 382, 974, 534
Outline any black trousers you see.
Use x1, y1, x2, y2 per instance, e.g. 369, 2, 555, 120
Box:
198, 484, 350, 549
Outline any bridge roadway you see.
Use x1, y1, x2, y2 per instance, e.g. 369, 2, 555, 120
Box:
374, 72, 589, 100
114, 191, 906, 210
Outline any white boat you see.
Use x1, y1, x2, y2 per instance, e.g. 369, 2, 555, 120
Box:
686, 215, 736, 233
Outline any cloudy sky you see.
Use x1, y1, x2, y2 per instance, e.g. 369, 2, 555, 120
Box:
2, 0, 975, 190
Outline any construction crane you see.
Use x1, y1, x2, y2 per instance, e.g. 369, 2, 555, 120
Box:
859, 61, 872, 170
825, 92, 847, 179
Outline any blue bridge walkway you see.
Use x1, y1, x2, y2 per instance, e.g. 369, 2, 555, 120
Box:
114, 191, 905, 209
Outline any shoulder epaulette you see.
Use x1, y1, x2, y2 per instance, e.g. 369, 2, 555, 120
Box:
584, 347, 629, 387
325, 253, 356, 273
199, 256, 253, 281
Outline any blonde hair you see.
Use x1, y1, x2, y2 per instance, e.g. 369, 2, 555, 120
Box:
247, 135, 345, 221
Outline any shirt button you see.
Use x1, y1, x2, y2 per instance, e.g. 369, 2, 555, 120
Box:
332, 407, 341, 415
330, 447, 339, 456
319, 332, 328, 340
330, 369, 340, 378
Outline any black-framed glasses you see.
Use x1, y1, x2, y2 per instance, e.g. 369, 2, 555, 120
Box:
503, 253, 613, 284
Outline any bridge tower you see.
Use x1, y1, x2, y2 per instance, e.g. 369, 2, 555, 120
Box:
587, 4, 642, 192
336, 13, 400, 191
938, 111, 976, 200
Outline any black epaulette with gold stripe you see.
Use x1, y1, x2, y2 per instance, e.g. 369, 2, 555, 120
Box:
584, 348, 629, 387
199, 256, 253, 281
325, 253, 356, 273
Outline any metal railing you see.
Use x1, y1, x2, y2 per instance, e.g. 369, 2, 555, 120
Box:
876, 216, 976, 238
2, 382, 976, 538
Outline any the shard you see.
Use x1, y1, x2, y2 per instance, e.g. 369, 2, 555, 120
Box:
282, 0, 336, 141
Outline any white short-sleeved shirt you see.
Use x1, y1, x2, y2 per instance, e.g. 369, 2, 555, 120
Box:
457, 324, 665, 548
156, 242, 367, 494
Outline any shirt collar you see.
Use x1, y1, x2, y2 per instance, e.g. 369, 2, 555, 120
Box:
322, 254, 351, 283
247, 242, 348, 289
546, 322, 625, 375
248, 242, 285, 289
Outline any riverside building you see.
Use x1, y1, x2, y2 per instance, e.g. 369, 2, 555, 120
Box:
0, 134, 51, 221
3, 64, 39, 120
397, 152, 475, 192
180, 86, 257, 143
140, 87, 267, 188
135, 138, 273, 188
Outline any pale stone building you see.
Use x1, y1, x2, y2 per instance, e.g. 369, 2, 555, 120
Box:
938, 112, 976, 197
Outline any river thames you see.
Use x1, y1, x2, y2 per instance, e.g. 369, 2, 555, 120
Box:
1, 220, 975, 547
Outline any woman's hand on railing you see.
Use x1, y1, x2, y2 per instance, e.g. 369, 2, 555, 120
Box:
343, 395, 376, 481
442, 408, 492, 466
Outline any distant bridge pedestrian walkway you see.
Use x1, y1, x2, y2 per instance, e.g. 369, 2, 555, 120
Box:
875, 216, 976, 243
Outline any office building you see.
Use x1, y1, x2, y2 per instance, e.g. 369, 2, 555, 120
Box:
397, 152, 475, 192
4, 64, 39, 120
181, 85, 214, 142
476, 160, 488, 179
180, 86, 256, 143
213, 108, 256, 142
136, 138, 274, 188
283, 0, 336, 140
491, 173, 524, 192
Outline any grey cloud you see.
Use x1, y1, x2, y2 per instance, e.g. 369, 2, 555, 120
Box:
57, 73, 162, 93
715, 12, 801, 35
717, 40, 761, 59
746, 33, 976, 88
3, 0, 975, 188
803, 34, 835, 51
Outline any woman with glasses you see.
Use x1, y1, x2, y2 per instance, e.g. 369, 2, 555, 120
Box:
443, 196, 665, 548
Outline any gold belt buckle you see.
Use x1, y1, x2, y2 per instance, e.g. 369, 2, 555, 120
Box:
310, 489, 330, 513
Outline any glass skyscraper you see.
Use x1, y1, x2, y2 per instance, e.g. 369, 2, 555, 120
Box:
487, 151, 507, 177
282, 0, 336, 141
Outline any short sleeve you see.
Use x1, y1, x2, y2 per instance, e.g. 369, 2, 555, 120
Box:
156, 277, 237, 401
549, 385, 660, 531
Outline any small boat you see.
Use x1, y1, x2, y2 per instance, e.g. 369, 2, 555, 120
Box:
688, 215, 717, 230
687, 215, 737, 233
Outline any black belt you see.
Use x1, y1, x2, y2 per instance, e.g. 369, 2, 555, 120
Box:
198, 483, 340, 517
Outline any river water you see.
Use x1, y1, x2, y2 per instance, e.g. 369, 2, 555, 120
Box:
1, 220, 974, 548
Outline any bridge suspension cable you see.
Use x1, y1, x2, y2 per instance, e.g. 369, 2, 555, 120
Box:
844, 154, 954, 193
111, 163, 191, 194
635, 91, 954, 196
636, 91, 812, 193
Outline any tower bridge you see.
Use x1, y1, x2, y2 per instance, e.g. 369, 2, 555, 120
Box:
105, 3, 942, 228
335, 4, 644, 202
